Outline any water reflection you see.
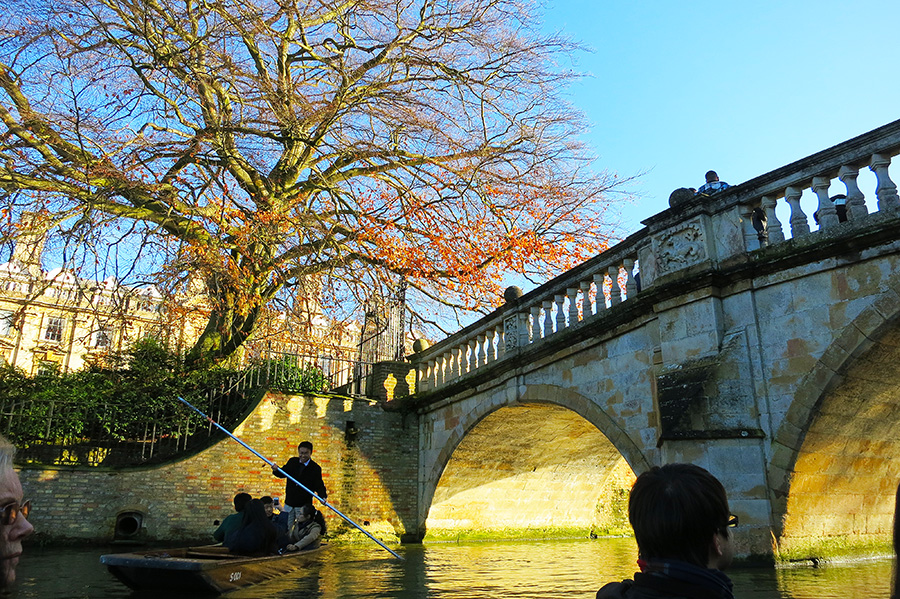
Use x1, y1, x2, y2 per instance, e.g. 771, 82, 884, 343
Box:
10, 540, 895, 598
773, 559, 893, 599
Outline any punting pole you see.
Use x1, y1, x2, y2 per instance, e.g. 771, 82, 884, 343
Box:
177, 396, 404, 560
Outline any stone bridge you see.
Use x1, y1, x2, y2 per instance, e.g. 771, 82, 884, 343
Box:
392, 120, 900, 557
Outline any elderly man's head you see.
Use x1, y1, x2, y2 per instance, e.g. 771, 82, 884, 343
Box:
0, 435, 33, 588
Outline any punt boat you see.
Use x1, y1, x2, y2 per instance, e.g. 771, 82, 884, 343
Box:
100, 543, 326, 594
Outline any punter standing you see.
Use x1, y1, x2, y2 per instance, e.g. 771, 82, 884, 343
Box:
271, 441, 327, 516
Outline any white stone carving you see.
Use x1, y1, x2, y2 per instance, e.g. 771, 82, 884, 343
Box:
504, 315, 518, 352
655, 220, 708, 274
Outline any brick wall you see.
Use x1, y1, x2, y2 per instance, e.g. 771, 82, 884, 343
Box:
19, 391, 419, 543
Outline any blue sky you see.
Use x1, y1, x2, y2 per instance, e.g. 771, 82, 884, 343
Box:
540, 0, 900, 233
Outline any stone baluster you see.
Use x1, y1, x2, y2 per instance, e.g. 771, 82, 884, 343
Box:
432, 359, 441, 389
442, 349, 453, 380
449, 347, 461, 380
812, 176, 839, 229
541, 300, 552, 336
462, 344, 471, 375
761, 195, 784, 243
518, 311, 531, 348
483, 331, 493, 364
785, 186, 810, 238
580, 280, 593, 318
608, 266, 622, 306
567, 287, 580, 324
623, 258, 637, 299
471, 337, 481, 370
739, 205, 760, 250
420, 360, 437, 390
593, 274, 606, 314
530, 305, 542, 342
869, 153, 900, 212
435, 354, 445, 386
554, 294, 566, 332
496, 327, 505, 359
838, 166, 867, 220
418, 361, 429, 391
429, 356, 438, 388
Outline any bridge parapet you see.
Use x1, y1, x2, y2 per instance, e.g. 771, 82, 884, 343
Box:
412, 119, 900, 393
413, 229, 651, 392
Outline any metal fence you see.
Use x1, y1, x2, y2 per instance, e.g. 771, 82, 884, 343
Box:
0, 352, 374, 468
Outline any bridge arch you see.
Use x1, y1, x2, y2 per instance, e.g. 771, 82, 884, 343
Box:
768, 281, 900, 553
421, 383, 651, 537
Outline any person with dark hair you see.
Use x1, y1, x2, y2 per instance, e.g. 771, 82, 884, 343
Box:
225, 499, 278, 556
213, 492, 252, 543
283, 503, 325, 552
271, 441, 327, 515
697, 171, 730, 195
596, 463, 736, 599
260, 495, 276, 520
812, 194, 849, 225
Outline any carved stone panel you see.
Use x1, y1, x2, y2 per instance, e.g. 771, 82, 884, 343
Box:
653, 219, 708, 276
504, 315, 518, 352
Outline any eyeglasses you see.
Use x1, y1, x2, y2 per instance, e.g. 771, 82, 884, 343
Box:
0, 500, 30, 526
726, 514, 739, 528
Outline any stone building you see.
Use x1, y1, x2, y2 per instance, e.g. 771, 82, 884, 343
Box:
0, 251, 190, 375
0, 214, 369, 376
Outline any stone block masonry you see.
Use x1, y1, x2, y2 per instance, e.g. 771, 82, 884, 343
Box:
18, 391, 419, 543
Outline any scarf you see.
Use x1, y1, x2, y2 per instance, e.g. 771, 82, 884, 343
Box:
633, 559, 734, 599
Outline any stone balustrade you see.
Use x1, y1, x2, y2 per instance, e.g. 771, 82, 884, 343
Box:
415, 233, 650, 392
708, 127, 900, 257
411, 119, 900, 394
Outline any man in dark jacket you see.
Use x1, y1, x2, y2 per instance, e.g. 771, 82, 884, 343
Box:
271, 441, 327, 513
596, 464, 736, 599
213, 492, 251, 543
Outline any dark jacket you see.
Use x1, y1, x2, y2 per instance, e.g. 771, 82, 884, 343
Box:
273, 457, 327, 508
597, 562, 733, 599
225, 521, 277, 556
212, 512, 242, 543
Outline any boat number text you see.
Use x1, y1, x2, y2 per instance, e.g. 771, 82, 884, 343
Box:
230, 571, 242, 582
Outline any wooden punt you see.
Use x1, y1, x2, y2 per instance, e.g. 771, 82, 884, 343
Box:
100, 543, 326, 594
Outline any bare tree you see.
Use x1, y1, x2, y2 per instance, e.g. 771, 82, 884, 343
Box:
0, 0, 626, 364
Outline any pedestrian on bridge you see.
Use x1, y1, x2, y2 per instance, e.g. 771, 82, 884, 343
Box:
696, 171, 730, 195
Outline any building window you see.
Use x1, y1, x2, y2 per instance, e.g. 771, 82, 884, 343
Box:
95, 326, 112, 349
36, 360, 59, 376
44, 316, 65, 342
0, 311, 13, 337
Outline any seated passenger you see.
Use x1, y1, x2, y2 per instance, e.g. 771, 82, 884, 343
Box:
225, 499, 278, 556
283, 504, 325, 552
261, 495, 277, 521
213, 492, 251, 543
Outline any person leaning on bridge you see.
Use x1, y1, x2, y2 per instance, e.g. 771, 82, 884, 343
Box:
271, 441, 327, 514
596, 463, 736, 599
696, 170, 729, 195
0, 434, 34, 590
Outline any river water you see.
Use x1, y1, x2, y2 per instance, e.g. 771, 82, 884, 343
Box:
11, 538, 895, 598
